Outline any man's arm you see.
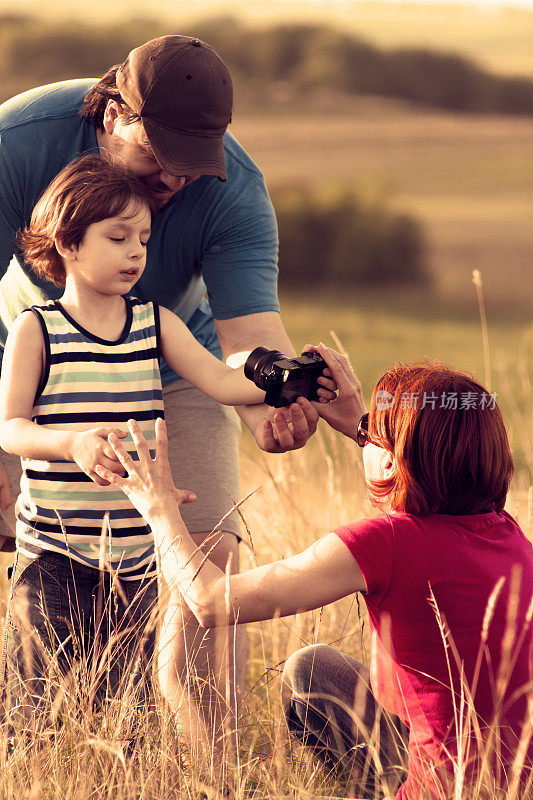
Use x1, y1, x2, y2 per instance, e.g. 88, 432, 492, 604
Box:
199, 138, 319, 450
215, 311, 319, 452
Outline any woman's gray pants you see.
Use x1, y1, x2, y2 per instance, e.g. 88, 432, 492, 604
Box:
281, 644, 409, 798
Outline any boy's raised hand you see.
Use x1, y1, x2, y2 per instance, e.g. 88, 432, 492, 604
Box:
70, 427, 129, 486
95, 419, 196, 521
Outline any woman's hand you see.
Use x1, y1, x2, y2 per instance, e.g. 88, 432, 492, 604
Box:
94, 419, 196, 522
304, 343, 366, 440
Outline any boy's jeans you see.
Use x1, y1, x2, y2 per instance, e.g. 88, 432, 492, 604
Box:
1, 549, 158, 729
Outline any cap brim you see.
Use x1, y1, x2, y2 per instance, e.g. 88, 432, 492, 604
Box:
143, 117, 227, 181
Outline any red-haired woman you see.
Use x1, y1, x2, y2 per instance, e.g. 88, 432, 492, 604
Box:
98, 346, 533, 798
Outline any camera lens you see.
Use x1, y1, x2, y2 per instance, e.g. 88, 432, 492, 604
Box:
244, 347, 285, 391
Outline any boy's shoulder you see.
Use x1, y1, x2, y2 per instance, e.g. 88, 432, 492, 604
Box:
128, 296, 151, 307
8, 305, 48, 343
127, 296, 160, 328
22, 300, 62, 319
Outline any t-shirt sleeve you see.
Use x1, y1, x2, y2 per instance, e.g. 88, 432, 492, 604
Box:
335, 515, 395, 605
200, 172, 280, 320
0, 143, 24, 276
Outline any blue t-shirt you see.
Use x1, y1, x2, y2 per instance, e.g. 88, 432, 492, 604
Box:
0, 79, 279, 384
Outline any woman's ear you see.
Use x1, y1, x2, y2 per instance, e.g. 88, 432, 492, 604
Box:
102, 99, 123, 136
54, 236, 78, 262
383, 452, 395, 481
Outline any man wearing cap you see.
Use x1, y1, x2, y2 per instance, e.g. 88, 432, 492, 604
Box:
0, 36, 317, 743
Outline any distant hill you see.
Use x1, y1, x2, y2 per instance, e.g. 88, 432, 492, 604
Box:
1, 0, 532, 78
1, 14, 531, 114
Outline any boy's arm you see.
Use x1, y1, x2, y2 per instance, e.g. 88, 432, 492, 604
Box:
0, 311, 72, 459
0, 313, 126, 484
158, 305, 266, 406
215, 311, 296, 435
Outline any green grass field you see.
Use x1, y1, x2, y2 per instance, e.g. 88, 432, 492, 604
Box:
278, 290, 527, 391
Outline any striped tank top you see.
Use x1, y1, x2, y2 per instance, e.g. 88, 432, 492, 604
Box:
15, 297, 164, 580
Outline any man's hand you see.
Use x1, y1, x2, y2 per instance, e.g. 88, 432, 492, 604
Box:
69, 428, 129, 485
254, 398, 319, 453
304, 343, 366, 440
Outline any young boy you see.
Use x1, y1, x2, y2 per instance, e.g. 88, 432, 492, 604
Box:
0, 155, 332, 720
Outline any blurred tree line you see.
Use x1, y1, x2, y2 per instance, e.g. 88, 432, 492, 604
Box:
1, 13, 532, 113
273, 188, 428, 288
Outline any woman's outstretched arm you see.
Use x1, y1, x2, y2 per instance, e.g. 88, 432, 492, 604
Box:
97, 418, 367, 627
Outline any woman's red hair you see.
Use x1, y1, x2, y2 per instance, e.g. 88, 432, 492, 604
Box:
367, 363, 513, 515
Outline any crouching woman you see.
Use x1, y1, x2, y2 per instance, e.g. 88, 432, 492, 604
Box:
97, 349, 533, 799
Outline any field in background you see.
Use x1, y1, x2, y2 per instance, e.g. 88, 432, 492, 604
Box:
4, 1, 533, 78
231, 101, 533, 311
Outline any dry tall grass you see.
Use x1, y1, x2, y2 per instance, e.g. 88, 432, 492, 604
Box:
0, 289, 531, 798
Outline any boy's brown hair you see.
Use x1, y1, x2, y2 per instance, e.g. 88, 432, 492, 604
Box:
367, 363, 514, 515
17, 154, 158, 287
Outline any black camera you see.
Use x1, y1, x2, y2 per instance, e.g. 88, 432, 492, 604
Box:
244, 347, 327, 407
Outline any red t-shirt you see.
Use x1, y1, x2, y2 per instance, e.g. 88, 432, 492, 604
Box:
336, 510, 533, 798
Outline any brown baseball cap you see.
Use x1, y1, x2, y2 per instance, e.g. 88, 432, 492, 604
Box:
116, 35, 233, 181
